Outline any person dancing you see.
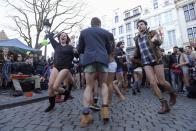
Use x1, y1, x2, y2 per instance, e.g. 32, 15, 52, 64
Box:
133, 20, 177, 114
107, 34, 126, 104
45, 32, 77, 112
77, 17, 112, 127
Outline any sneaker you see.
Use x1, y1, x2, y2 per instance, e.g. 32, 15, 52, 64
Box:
80, 114, 93, 128
64, 94, 74, 101
34, 88, 42, 94
89, 104, 101, 111
13, 90, 23, 97
137, 89, 141, 93
132, 89, 136, 95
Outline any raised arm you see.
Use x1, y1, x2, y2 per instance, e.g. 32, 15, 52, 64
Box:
48, 33, 58, 49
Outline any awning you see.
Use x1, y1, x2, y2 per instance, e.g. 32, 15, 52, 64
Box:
0, 38, 41, 54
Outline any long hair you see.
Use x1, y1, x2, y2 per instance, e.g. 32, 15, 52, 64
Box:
57, 32, 70, 44
116, 41, 124, 48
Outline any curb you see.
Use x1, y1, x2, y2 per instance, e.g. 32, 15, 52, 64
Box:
0, 96, 48, 110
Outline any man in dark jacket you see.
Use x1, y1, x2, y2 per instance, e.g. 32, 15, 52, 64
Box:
77, 17, 112, 127
11, 54, 41, 95
170, 46, 183, 92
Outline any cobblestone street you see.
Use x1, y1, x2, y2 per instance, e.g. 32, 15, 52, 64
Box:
0, 88, 196, 131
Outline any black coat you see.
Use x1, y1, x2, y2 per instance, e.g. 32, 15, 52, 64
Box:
77, 27, 112, 66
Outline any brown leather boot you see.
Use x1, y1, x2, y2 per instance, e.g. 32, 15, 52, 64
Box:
80, 114, 93, 128
169, 93, 177, 106
101, 106, 109, 121
158, 100, 170, 114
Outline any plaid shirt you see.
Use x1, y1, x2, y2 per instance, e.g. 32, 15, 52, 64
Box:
138, 33, 155, 65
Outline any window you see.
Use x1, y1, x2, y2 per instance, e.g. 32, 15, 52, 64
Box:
187, 27, 196, 40
164, 11, 173, 24
153, 0, 158, 9
194, 27, 196, 38
183, 3, 196, 22
119, 37, 124, 42
126, 22, 132, 32
144, 9, 149, 14
119, 26, 124, 34
133, 8, 139, 15
127, 35, 132, 47
134, 20, 138, 29
125, 12, 130, 18
112, 28, 116, 36
164, 0, 169, 6
167, 30, 176, 45
115, 15, 119, 23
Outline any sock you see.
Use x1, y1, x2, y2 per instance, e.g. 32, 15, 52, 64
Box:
93, 97, 98, 104
102, 104, 108, 107
82, 107, 91, 115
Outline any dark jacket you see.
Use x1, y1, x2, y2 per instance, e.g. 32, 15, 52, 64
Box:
162, 54, 171, 68
115, 47, 127, 69
12, 62, 34, 75
77, 27, 112, 66
133, 29, 162, 64
48, 34, 76, 69
170, 53, 178, 68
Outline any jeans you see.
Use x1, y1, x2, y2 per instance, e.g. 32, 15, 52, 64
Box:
170, 71, 182, 91
12, 75, 41, 91
164, 69, 171, 84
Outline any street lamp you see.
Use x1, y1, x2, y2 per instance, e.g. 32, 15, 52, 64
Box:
43, 19, 51, 58
43, 19, 51, 34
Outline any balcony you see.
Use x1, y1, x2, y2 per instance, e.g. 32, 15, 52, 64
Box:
124, 6, 142, 21
124, 13, 141, 21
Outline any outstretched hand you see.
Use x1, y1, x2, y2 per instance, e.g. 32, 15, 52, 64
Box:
151, 34, 158, 43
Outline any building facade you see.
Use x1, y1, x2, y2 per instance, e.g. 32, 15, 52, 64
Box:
175, 0, 196, 47
141, 0, 182, 51
102, 0, 185, 53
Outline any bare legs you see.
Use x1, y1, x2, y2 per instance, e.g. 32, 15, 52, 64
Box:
107, 73, 125, 104
144, 64, 176, 114
45, 67, 73, 112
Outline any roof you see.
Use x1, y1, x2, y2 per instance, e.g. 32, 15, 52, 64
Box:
0, 38, 40, 54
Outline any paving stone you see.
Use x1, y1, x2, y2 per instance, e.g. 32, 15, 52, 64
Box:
0, 126, 14, 131
11, 127, 25, 131
47, 127, 61, 131
0, 89, 195, 131
24, 124, 37, 130
34, 125, 48, 131
62, 126, 74, 131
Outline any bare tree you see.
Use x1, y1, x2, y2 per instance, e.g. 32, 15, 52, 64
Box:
3, 0, 87, 49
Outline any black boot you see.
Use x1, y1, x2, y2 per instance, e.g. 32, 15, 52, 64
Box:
45, 96, 55, 112
64, 84, 74, 101
132, 89, 136, 95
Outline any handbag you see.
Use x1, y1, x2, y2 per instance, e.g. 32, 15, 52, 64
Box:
173, 67, 183, 75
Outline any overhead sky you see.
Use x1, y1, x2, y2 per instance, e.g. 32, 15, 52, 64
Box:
0, 0, 139, 36
0, 0, 149, 57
